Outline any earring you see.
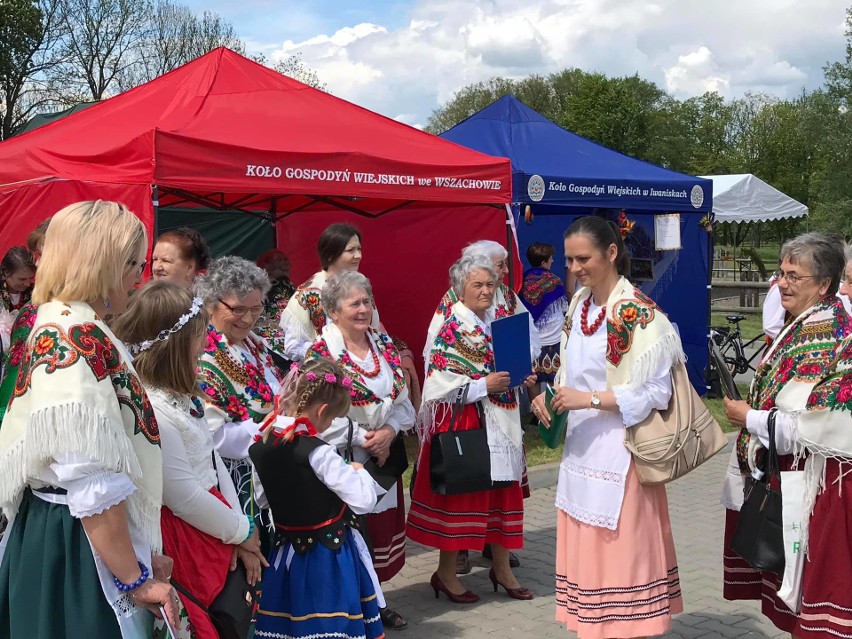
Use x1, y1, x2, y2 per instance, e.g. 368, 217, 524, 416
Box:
104, 297, 111, 310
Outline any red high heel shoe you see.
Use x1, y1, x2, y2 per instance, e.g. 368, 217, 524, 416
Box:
489, 568, 533, 600
430, 572, 480, 604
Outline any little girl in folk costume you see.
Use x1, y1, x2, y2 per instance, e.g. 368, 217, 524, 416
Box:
249, 358, 386, 639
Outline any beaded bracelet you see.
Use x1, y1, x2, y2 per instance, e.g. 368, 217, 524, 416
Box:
113, 561, 150, 593
242, 515, 255, 543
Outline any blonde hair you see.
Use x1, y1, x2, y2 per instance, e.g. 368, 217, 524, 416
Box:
111, 281, 209, 395
262, 358, 352, 442
33, 201, 147, 306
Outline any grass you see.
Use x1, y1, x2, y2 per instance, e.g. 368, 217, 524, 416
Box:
702, 384, 749, 433
711, 312, 763, 342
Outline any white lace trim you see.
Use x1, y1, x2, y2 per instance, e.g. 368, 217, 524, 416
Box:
111, 593, 138, 618
555, 492, 619, 530
561, 460, 624, 485
147, 388, 218, 491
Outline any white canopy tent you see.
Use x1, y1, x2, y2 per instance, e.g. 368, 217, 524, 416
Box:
701, 173, 808, 223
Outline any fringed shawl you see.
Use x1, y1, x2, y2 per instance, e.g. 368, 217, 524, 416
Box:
520, 268, 566, 324
421, 302, 523, 482
736, 297, 850, 473
0, 301, 163, 550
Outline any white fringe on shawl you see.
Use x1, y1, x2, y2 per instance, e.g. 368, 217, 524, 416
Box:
419, 302, 524, 483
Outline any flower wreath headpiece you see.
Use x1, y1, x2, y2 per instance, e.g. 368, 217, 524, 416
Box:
129, 296, 204, 355
289, 361, 353, 389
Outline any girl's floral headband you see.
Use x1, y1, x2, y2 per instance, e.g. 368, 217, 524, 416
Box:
289, 361, 353, 389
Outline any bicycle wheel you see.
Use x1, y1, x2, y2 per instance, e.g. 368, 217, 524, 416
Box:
717, 336, 741, 375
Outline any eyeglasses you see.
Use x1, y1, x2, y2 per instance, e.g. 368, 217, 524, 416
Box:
128, 259, 147, 275
218, 298, 264, 318
773, 270, 816, 285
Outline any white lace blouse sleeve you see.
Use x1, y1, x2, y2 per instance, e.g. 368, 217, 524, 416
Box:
280, 309, 312, 361
160, 418, 249, 545
612, 355, 674, 427
50, 453, 136, 519
307, 445, 383, 515
746, 409, 796, 455
205, 403, 259, 460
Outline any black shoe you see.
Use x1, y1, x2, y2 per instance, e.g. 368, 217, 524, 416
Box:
380, 607, 408, 630
455, 550, 471, 575
481, 544, 521, 568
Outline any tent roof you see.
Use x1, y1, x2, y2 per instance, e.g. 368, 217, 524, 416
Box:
440, 95, 711, 213
0, 48, 510, 206
700, 173, 808, 223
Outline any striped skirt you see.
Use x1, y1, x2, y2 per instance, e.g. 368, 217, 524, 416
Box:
406, 405, 524, 551
366, 483, 407, 582
555, 464, 682, 639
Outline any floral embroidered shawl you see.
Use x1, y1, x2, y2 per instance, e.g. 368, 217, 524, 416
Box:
281, 270, 381, 357
422, 301, 523, 482
0, 303, 38, 426
422, 283, 529, 364
0, 301, 163, 550
198, 326, 283, 424
305, 324, 409, 430
0, 280, 32, 314
520, 268, 566, 323
735, 296, 850, 473
263, 278, 295, 327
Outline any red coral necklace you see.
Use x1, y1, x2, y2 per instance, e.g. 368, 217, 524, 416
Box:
347, 341, 381, 378
580, 295, 607, 336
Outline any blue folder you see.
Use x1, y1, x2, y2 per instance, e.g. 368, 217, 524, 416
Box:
491, 313, 531, 388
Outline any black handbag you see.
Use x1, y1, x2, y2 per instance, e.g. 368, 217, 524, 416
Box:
430, 385, 513, 496
343, 418, 409, 491
171, 565, 255, 639
729, 410, 785, 575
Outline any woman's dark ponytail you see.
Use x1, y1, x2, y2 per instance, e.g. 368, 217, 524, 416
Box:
563, 216, 630, 277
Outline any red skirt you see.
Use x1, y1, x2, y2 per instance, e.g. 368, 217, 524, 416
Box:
161, 489, 235, 639
795, 458, 852, 639
722, 453, 797, 633
406, 404, 524, 551
366, 482, 406, 582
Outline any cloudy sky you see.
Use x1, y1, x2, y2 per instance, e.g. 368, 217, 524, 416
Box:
184, 0, 848, 128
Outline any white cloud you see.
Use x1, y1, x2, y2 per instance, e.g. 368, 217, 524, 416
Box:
250, 0, 847, 123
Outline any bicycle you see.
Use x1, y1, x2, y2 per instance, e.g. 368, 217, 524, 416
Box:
708, 314, 767, 376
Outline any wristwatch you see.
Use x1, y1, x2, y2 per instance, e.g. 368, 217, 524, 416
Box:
589, 392, 601, 409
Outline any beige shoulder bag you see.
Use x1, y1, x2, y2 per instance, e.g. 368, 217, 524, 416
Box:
624, 360, 727, 485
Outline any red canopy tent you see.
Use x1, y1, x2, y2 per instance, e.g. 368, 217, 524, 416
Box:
0, 47, 513, 366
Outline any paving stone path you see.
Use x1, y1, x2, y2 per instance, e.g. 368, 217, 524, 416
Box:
383, 439, 787, 639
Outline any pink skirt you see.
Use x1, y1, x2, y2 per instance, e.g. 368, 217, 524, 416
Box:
555, 463, 682, 639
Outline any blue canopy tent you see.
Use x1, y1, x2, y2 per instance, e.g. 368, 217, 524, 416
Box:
440, 95, 714, 393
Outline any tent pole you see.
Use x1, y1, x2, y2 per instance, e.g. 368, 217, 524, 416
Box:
152, 185, 159, 242
504, 203, 516, 290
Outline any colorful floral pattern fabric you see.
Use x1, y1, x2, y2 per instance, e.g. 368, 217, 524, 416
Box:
305, 329, 406, 408
263, 278, 296, 327
0, 280, 31, 314
197, 326, 282, 424
427, 312, 515, 409
520, 268, 565, 323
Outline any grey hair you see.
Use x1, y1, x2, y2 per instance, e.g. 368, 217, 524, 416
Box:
322, 270, 373, 314
462, 240, 507, 261
450, 254, 497, 298
779, 232, 846, 296
195, 255, 271, 306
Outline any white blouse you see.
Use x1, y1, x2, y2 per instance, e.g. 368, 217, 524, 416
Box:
148, 388, 249, 545
556, 297, 673, 530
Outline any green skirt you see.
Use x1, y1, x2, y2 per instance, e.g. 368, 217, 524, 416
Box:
0, 489, 124, 639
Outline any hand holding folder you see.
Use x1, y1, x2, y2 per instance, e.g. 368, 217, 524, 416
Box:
538, 386, 568, 449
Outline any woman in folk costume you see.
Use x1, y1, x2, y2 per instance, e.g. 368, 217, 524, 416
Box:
303, 270, 416, 631
722, 233, 851, 635
250, 358, 385, 639
151, 227, 211, 289
408, 254, 535, 604
520, 242, 569, 394
531, 216, 683, 639
195, 256, 285, 540
280, 223, 381, 362
0, 201, 179, 638
422, 239, 541, 369
0, 219, 50, 428
423, 240, 540, 573
0, 247, 35, 316
254, 249, 296, 360
112, 281, 268, 639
